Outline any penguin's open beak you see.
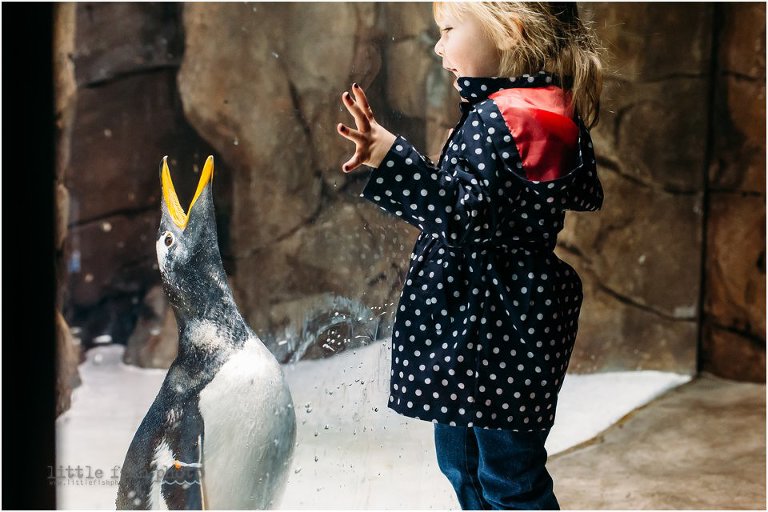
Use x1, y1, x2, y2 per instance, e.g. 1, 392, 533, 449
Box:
161, 155, 214, 230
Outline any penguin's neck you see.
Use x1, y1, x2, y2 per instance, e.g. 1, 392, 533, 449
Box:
167, 268, 251, 350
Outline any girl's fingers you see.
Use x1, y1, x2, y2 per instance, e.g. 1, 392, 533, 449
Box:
342, 91, 371, 132
345, 147, 368, 172
342, 155, 361, 173
338, 85, 377, 172
337, 123, 366, 144
337, 124, 368, 172
352, 83, 374, 120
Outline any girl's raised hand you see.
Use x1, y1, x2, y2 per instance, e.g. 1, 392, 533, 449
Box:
337, 83, 396, 173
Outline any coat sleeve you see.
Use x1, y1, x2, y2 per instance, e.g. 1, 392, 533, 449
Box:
361, 110, 522, 245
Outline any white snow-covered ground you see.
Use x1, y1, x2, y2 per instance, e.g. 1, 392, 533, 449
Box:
56, 341, 691, 509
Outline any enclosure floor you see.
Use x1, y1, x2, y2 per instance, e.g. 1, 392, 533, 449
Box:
550, 373, 766, 510
56, 341, 700, 509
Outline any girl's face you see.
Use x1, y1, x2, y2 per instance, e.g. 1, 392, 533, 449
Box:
434, 12, 500, 81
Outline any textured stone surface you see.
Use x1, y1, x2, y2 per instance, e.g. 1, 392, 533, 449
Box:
562, 244, 697, 374
55, 311, 82, 417
59, 4, 231, 347
384, 4, 437, 117
233, 199, 416, 356
178, 3, 422, 356
65, 71, 205, 223
53, 3, 80, 416
585, 3, 713, 192
702, 3, 766, 382
706, 193, 765, 336
561, 3, 715, 375
710, 73, 766, 195
560, 169, 702, 320
54, 3, 76, 179
72, 3, 182, 86
701, 325, 765, 383
718, 3, 766, 81
55, 183, 70, 254
550, 374, 766, 509
65, 210, 157, 307
123, 285, 178, 369
587, 3, 713, 81
178, 3, 378, 255
54, 3, 76, 312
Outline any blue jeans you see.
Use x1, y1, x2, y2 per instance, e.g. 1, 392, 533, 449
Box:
434, 424, 560, 510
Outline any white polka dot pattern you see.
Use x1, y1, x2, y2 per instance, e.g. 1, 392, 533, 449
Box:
359, 71, 603, 430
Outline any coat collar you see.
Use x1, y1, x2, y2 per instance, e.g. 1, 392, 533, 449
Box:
456, 71, 564, 104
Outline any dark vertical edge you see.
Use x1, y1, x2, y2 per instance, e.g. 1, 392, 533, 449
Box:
696, 3, 723, 375
2, 2, 57, 509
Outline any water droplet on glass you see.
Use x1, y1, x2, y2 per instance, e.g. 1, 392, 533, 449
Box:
93, 334, 112, 344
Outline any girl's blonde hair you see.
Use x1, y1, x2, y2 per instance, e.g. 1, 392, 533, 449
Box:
433, 2, 604, 128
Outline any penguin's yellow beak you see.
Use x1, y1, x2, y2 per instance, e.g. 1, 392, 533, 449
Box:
161, 155, 214, 230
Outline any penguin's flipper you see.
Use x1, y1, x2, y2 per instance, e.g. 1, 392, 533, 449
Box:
161, 433, 206, 510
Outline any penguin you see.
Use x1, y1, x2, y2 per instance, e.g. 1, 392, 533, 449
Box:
116, 156, 296, 509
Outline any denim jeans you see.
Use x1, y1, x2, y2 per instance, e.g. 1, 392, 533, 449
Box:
434, 424, 560, 510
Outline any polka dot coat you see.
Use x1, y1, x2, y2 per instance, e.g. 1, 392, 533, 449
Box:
361, 71, 604, 431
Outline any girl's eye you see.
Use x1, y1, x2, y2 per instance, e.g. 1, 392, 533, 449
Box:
164, 232, 174, 247
442, 27, 452, 33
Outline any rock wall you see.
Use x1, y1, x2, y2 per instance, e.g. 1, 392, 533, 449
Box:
56, 3, 232, 351
55, 3, 765, 381
176, 3, 427, 360
701, 3, 766, 382
564, 3, 713, 373
54, 3, 81, 416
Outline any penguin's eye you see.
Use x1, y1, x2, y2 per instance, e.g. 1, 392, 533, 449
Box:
164, 232, 174, 247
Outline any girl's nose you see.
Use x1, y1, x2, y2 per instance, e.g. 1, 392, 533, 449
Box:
434, 38, 444, 57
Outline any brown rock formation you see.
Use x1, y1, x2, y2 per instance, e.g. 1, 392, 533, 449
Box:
123, 285, 178, 369
177, 3, 418, 356
565, 3, 714, 374
55, 311, 82, 417
702, 3, 766, 382
54, 4, 80, 416
58, 3, 231, 347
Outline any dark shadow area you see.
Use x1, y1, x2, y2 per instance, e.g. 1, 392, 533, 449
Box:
2, 2, 57, 509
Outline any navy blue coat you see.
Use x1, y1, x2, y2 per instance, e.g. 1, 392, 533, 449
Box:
362, 71, 603, 430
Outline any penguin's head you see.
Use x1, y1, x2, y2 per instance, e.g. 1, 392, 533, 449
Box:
156, 155, 223, 299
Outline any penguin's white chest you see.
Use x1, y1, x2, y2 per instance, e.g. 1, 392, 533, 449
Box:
197, 339, 296, 509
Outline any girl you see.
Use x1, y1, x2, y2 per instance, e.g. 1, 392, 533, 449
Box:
337, 2, 603, 509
